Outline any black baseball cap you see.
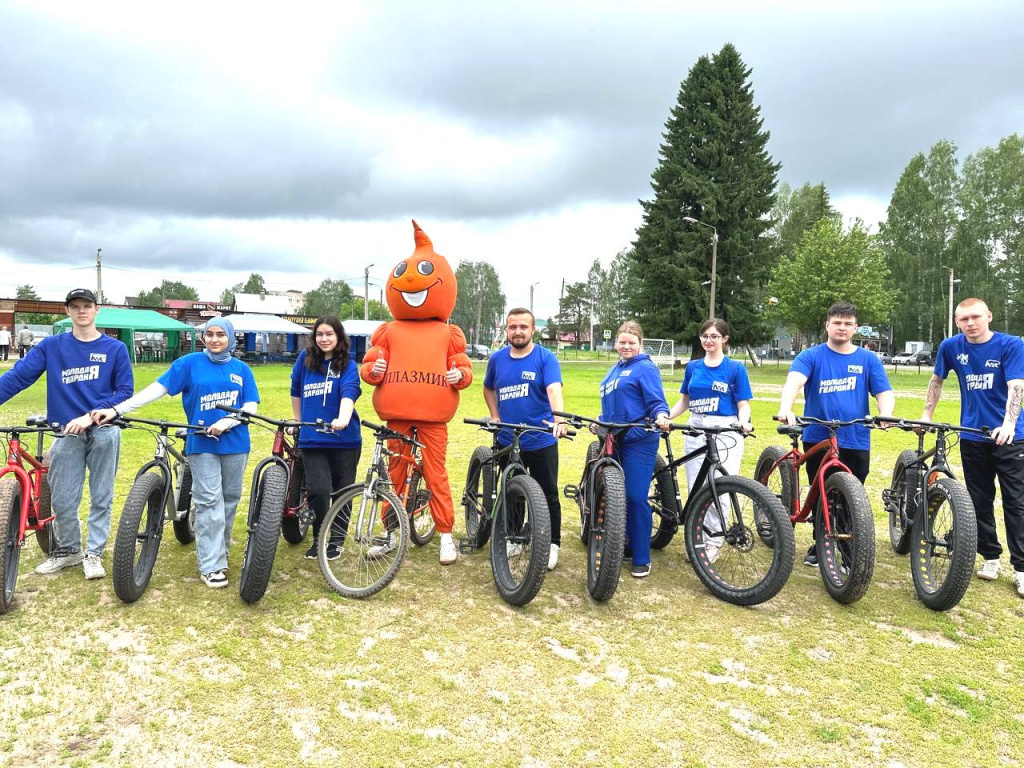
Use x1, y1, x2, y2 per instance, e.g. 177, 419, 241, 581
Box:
65, 288, 98, 305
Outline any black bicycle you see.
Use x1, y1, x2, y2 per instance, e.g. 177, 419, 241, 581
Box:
878, 416, 987, 611
648, 423, 794, 605
111, 416, 204, 603
462, 418, 573, 606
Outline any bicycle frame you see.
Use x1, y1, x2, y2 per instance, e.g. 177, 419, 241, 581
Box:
385, 426, 428, 515
656, 425, 743, 530
768, 431, 854, 536
132, 430, 190, 523
0, 432, 50, 545
475, 431, 531, 531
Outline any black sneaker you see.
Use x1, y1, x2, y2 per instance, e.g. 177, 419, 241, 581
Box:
325, 543, 344, 561
304, 544, 317, 560
631, 562, 652, 578
803, 545, 819, 567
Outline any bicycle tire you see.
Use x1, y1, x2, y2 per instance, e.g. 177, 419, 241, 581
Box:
463, 446, 495, 549
816, 472, 875, 605
490, 474, 551, 606
579, 440, 602, 545
587, 463, 626, 602
238, 464, 287, 605
112, 472, 165, 604
887, 450, 918, 555
35, 451, 55, 556
649, 454, 679, 550
407, 468, 436, 546
318, 483, 409, 599
171, 459, 196, 545
911, 477, 977, 612
0, 477, 23, 614
684, 475, 795, 606
281, 455, 309, 545
754, 445, 796, 549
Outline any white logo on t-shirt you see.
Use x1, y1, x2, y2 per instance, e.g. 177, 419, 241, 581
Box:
848, 365, 863, 374
985, 359, 1001, 369
230, 374, 243, 386
521, 371, 536, 381
89, 353, 107, 363
711, 380, 729, 394
957, 353, 970, 365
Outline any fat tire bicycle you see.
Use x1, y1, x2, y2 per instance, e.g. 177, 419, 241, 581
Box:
315, 421, 413, 599
110, 416, 204, 603
755, 416, 876, 605
878, 415, 986, 611
0, 416, 60, 614
648, 424, 794, 606
461, 418, 573, 606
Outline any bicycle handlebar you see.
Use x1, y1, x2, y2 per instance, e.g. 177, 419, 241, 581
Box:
215, 404, 329, 431
772, 415, 875, 431
664, 422, 753, 437
360, 420, 424, 449
463, 417, 577, 438
551, 410, 658, 432
872, 415, 991, 437
114, 415, 209, 433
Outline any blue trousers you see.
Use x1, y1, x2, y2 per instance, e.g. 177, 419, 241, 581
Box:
48, 424, 121, 556
618, 433, 659, 567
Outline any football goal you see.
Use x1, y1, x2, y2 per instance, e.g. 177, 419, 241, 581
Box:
643, 338, 676, 377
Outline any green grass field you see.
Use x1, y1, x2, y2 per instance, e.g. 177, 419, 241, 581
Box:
0, 361, 1022, 767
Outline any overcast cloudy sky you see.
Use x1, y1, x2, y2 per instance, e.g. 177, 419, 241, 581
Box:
1, 0, 1021, 318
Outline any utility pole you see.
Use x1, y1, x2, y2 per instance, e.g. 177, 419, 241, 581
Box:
95, 248, 103, 304
364, 264, 374, 322
943, 265, 961, 338
474, 291, 483, 347
529, 282, 539, 316
709, 230, 719, 321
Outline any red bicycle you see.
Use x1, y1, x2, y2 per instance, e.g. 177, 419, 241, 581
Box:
755, 416, 876, 604
0, 415, 60, 614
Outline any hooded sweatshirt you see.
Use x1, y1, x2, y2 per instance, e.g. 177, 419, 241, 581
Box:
598, 353, 669, 441
290, 350, 362, 449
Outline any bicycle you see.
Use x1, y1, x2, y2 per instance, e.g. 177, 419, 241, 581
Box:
647, 423, 794, 606
878, 415, 986, 611
386, 425, 436, 548
755, 416, 876, 604
314, 420, 413, 599
461, 418, 573, 606
0, 415, 60, 614
110, 416, 205, 603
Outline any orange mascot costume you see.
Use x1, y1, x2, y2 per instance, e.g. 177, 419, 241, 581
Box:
360, 221, 473, 564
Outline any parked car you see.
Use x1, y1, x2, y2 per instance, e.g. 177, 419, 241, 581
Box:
873, 351, 892, 364
892, 350, 933, 366
468, 344, 491, 360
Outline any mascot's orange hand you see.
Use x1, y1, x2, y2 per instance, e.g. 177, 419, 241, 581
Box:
372, 355, 388, 378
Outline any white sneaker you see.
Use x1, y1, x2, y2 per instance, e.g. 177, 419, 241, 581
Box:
200, 570, 229, 589
83, 554, 105, 580
34, 547, 85, 575
1014, 572, 1024, 598
506, 541, 523, 559
366, 532, 398, 560
547, 543, 559, 571
977, 558, 1001, 581
439, 533, 458, 565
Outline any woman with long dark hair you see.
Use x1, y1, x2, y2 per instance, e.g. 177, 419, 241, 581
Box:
290, 316, 363, 559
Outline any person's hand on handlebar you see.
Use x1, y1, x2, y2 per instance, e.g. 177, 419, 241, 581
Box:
206, 417, 237, 437
655, 413, 671, 432
64, 413, 96, 435
992, 422, 1016, 446
776, 409, 797, 426
738, 419, 754, 434
544, 420, 569, 439
92, 407, 119, 426
330, 416, 351, 431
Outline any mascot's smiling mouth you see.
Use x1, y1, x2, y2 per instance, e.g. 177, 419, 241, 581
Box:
394, 279, 441, 308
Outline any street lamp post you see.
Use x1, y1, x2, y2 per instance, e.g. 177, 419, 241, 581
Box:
682, 217, 718, 320
941, 265, 961, 338
364, 263, 374, 321
529, 281, 540, 316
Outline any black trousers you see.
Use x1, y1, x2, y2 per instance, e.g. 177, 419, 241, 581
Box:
960, 439, 1024, 571
802, 444, 870, 543
300, 446, 361, 543
496, 442, 563, 546
18, 345, 28, 359
0, 345, 8, 361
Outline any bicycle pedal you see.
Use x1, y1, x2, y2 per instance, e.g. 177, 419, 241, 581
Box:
458, 537, 477, 554
563, 485, 578, 500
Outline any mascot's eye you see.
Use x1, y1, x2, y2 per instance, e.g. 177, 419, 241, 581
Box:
417, 261, 434, 276
393, 262, 408, 278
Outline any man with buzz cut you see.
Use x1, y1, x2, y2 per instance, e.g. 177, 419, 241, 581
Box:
483, 308, 568, 570
921, 297, 1024, 598
0, 289, 133, 580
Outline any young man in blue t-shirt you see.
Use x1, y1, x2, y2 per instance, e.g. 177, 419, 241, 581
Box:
921, 298, 1024, 597
483, 308, 568, 570
778, 301, 894, 566
0, 289, 133, 580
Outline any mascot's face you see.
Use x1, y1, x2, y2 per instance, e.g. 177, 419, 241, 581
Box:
386, 221, 458, 321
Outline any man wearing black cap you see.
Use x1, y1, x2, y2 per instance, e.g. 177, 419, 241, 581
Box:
0, 289, 133, 580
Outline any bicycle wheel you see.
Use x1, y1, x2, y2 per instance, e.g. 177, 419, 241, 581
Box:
754, 445, 796, 549
816, 472, 875, 605
171, 459, 196, 545
886, 450, 918, 555
463, 446, 495, 549
587, 464, 626, 602
911, 477, 977, 611
407, 468, 436, 546
0, 477, 23, 614
579, 440, 602, 545
281, 457, 310, 545
112, 472, 165, 604
684, 476, 795, 606
649, 454, 679, 550
490, 475, 551, 606
238, 464, 287, 605
35, 451, 55, 556
318, 483, 409, 599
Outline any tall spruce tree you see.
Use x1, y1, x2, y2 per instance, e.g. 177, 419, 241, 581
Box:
631, 44, 779, 357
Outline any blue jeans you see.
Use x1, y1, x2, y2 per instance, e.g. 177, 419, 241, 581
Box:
47, 425, 121, 556
618, 433, 659, 567
188, 452, 248, 574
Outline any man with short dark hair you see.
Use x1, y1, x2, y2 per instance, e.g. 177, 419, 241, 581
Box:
0, 289, 133, 580
778, 301, 894, 566
483, 308, 568, 569
921, 297, 1024, 597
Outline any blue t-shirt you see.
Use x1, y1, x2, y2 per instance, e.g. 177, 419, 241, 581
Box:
290, 351, 362, 449
158, 353, 260, 455
0, 332, 133, 427
791, 345, 891, 450
935, 332, 1024, 442
599, 353, 669, 442
483, 345, 562, 451
681, 357, 753, 417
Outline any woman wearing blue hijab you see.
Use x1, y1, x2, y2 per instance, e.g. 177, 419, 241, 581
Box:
95, 317, 260, 589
